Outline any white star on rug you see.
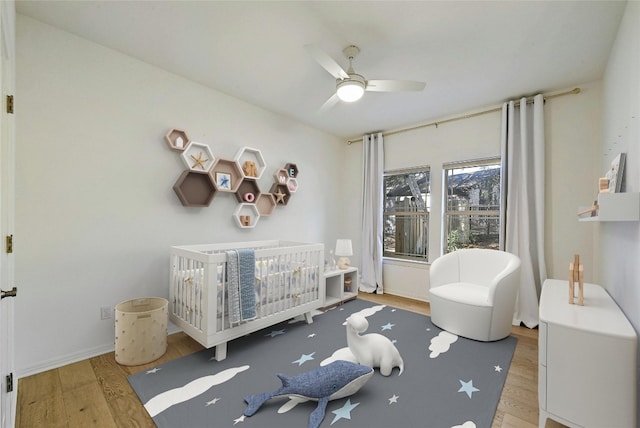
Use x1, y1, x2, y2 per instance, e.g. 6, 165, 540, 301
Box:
233, 414, 245, 424
381, 322, 395, 331
331, 398, 360, 424
265, 329, 285, 338
292, 352, 315, 366
206, 397, 221, 406
458, 379, 480, 398
388, 394, 399, 404
308, 333, 316, 338
494, 365, 503, 372
391, 308, 397, 312
145, 368, 161, 374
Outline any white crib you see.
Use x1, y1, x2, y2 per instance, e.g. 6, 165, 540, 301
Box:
169, 240, 324, 360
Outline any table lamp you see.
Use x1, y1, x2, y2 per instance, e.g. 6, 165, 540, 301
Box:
335, 239, 353, 270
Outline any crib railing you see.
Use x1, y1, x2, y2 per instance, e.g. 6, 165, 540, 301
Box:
169, 241, 324, 353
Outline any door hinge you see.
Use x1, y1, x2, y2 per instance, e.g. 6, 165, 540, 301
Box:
6, 95, 13, 114
6, 373, 13, 393
5, 234, 12, 254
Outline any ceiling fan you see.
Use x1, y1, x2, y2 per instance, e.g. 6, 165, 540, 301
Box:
304, 44, 426, 111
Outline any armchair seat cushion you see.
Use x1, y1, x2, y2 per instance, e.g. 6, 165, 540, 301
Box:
429, 282, 491, 307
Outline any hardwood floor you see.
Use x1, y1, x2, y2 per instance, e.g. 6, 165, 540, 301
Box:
16, 293, 560, 427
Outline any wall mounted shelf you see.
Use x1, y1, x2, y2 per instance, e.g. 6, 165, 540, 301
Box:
270, 183, 291, 206
287, 177, 299, 193
274, 169, 289, 185
233, 203, 260, 228
173, 170, 217, 207
578, 192, 639, 222
210, 158, 243, 193
256, 193, 276, 216
234, 147, 266, 180
165, 128, 190, 151
284, 163, 299, 178
235, 179, 261, 204
181, 142, 215, 173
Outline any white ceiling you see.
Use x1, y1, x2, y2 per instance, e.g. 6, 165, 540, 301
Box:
16, 1, 627, 140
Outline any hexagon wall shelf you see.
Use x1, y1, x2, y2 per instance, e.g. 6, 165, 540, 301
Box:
181, 142, 215, 173
287, 177, 299, 193
233, 203, 260, 228
173, 170, 217, 207
274, 168, 289, 185
270, 183, 291, 206
234, 147, 266, 180
284, 163, 299, 178
235, 179, 261, 204
211, 158, 243, 193
256, 193, 276, 216
165, 128, 190, 151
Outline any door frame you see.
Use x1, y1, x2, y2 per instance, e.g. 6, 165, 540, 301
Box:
0, 1, 16, 427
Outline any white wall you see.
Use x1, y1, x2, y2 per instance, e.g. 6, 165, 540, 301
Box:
600, 2, 640, 423
15, 15, 345, 376
342, 81, 602, 301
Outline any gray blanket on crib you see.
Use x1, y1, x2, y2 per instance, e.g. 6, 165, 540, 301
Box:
226, 249, 256, 323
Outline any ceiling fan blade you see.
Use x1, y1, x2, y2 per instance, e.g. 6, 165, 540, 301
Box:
366, 80, 426, 92
304, 44, 349, 80
319, 93, 340, 112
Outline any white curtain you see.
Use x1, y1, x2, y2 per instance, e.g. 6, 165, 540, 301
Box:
360, 132, 384, 294
500, 95, 546, 328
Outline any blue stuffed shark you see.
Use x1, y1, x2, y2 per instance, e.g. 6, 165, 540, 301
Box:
244, 360, 373, 428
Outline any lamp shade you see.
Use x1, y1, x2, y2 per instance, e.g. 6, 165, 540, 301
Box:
335, 239, 353, 257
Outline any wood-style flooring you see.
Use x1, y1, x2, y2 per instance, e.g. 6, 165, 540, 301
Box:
17, 292, 563, 427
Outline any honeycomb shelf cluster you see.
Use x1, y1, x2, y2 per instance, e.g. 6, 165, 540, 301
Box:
165, 128, 299, 228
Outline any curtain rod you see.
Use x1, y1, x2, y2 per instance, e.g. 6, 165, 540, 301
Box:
346, 87, 581, 145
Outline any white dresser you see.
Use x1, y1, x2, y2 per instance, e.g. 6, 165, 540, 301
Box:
538, 279, 637, 427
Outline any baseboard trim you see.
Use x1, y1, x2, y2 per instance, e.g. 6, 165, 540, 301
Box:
17, 324, 183, 379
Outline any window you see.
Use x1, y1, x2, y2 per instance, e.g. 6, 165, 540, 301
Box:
444, 158, 501, 253
383, 167, 430, 262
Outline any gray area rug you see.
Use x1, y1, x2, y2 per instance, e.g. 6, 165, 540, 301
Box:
128, 299, 517, 428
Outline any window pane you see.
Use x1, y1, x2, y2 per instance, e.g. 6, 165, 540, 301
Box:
384, 213, 429, 259
444, 161, 501, 254
384, 167, 430, 262
446, 214, 500, 252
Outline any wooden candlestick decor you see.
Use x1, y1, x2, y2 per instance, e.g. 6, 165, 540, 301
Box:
568, 254, 584, 306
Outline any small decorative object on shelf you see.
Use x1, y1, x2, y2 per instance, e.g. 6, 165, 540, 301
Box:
606, 153, 626, 193
243, 192, 255, 203
242, 160, 259, 178
599, 177, 610, 193
165, 128, 190, 151
568, 254, 584, 306
216, 172, 231, 191
284, 163, 299, 178
344, 278, 352, 292
240, 215, 251, 227
181, 142, 215, 173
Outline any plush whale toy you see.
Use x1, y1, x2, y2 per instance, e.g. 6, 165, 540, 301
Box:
243, 360, 373, 428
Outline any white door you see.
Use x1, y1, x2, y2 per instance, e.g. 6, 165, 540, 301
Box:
0, 2, 16, 427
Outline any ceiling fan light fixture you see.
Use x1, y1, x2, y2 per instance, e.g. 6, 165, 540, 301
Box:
336, 76, 365, 102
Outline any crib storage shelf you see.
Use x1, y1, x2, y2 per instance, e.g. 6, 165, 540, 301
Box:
324, 266, 358, 308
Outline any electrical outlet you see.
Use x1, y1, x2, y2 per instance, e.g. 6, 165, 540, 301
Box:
100, 306, 112, 320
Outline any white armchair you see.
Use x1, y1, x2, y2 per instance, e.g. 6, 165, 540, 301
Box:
429, 249, 521, 342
